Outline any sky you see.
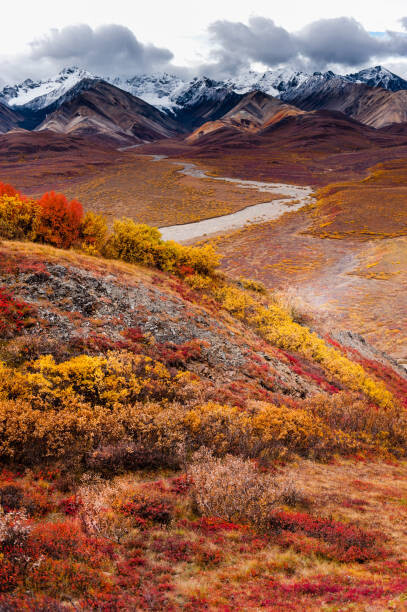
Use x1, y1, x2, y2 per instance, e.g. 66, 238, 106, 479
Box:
2, 0, 407, 84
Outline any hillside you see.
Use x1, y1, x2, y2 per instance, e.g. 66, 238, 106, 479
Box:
187, 91, 304, 142
282, 77, 407, 128
0, 103, 24, 133
37, 80, 184, 144
1, 179, 407, 608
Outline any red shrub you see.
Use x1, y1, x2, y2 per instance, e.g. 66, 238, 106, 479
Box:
0, 288, 33, 338
151, 535, 193, 563
269, 510, 384, 562
58, 496, 82, 516
0, 182, 18, 197
37, 192, 83, 249
156, 339, 203, 367
169, 474, 193, 495
121, 497, 173, 526
0, 559, 20, 593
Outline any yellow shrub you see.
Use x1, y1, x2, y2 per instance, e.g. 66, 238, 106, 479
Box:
215, 283, 395, 409
80, 211, 108, 253
183, 401, 338, 459
0, 351, 193, 409
104, 218, 220, 275
0, 195, 40, 240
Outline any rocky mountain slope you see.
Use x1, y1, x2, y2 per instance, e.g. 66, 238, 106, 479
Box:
2, 64, 406, 111
36, 80, 184, 143
187, 91, 304, 142
0, 102, 24, 133
281, 75, 407, 128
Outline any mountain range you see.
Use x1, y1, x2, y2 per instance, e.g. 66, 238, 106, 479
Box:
2, 64, 407, 145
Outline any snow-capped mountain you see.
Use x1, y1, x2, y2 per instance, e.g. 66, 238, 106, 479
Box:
109, 73, 186, 111
346, 65, 407, 92
0, 67, 95, 110
1, 64, 407, 127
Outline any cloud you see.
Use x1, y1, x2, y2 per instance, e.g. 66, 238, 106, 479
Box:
0, 24, 176, 84
208, 17, 297, 72
205, 15, 407, 75
3, 17, 407, 86
29, 24, 174, 76
297, 17, 382, 66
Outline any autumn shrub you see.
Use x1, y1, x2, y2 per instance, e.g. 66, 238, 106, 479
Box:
0, 507, 31, 549
105, 218, 220, 275
25, 558, 110, 598
0, 182, 18, 197
269, 510, 385, 563
306, 392, 407, 454
0, 288, 33, 339
215, 284, 395, 409
0, 485, 24, 512
36, 191, 83, 249
121, 495, 174, 526
80, 211, 108, 254
188, 449, 280, 525
184, 401, 339, 460
0, 195, 39, 240
239, 277, 267, 294
77, 476, 145, 543
0, 351, 193, 409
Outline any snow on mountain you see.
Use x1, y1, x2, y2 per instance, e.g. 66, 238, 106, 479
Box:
109, 73, 186, 111
1, 64, 407, 119
0, 67, 95, 110
346, 65, 407, 92
224, 68, 310, 96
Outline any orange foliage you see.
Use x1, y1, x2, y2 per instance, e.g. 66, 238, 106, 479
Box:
37, 192, 83, 249
0, 182, 18, 197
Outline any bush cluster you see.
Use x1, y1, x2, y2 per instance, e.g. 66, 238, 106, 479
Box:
104, 218, 220, 275
0, 183, 220, 276
0, 184, 106, 250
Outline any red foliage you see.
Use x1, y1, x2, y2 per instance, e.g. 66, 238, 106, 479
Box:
0, 182, 18, 197
269, 510, 385, 562
156, 339, 203, 367
184, 517, 246, 534
0, 287, 33, 338
169, 474, 193, 495
121, 497, 173, 526
37, 191, 83, 249
58, 495, 82, 516
30, 521, 113, 565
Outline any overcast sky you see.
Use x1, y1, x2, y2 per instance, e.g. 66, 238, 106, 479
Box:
3, 0, 407, 84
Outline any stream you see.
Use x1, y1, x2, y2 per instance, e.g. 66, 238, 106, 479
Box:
149, 156, 314, 242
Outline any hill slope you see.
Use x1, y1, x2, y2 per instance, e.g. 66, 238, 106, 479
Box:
187, 90, 304, 142
1, 225, 407, 609
282, 77, 407, 128
0, 102, 24, 133
37, 80, 184, 143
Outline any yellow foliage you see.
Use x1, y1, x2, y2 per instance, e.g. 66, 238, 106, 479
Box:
0, 195, 39, 240
80, 211, 108, 253
215, 283, 395, 409
104, 218, 220, 275
183, 401, 338, 459
0, 351, 193, 409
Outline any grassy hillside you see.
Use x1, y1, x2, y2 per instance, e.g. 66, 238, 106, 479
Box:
1, 223, 407, 609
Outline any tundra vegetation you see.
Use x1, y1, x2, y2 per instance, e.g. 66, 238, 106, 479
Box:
0, 181, 407, 610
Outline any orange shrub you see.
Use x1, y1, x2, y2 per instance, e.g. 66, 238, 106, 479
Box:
0, 182, 18, 197
37, 192, 83, 249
